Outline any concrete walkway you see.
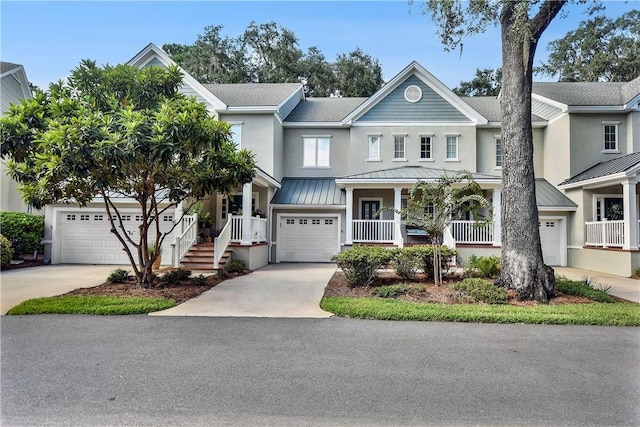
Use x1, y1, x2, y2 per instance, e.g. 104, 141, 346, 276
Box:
0, 265, 123, 314
151, 263, 336, 318
554, 267, 639, 303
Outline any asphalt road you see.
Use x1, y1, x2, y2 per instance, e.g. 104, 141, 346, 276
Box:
1, 316, 639, 426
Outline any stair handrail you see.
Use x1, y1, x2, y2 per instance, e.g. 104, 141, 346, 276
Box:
172, 214, 197, 267
214, 215, 233, 269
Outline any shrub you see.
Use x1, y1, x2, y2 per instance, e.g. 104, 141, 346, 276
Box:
555, 277, 614, 303
107, 268, 129, 283
1, 234, 14, 268
371, 284, 405, 298
224, 259, 245, 273
0, 212, 45, 254
451, 278, 508, 304
332, 245, 394, 287
161, 269, 192, 284
192, 274, 208, 286
403, 245, 457, 279
391, 248, 422, 281
466, 255, 501, 278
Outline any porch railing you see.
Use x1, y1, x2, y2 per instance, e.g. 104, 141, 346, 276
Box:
172, 214, 197, 267
449, 220, 494, 244
585, 220, 625, 247
229, 215, 243, 241
352, 220, 395, 243
228, 214, 267, 243
214, 216, 232, 269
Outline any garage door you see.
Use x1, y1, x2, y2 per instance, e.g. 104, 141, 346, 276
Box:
278, 215, 340, 262
57, 210, 174, 264
539, 219, 562, 266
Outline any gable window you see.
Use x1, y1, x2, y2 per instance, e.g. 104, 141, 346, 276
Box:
446, 135, 459, 161
603, 122, 619, 152
368, 135, 381, 161
420, 135, 433, 160
303, 136, 330, 168
229, 123, 242, 150
394, 135, 406, 160
495, 137, 503, 168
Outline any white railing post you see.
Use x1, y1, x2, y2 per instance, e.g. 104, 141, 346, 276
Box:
345, 188, 353, 245
602, 218, 608, 248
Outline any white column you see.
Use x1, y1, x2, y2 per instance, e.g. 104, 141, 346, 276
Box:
174, 201, 184, 233
622, 178, 638, 250
393, 187, 403, 247
492, 188, 502, 247
345, 188, 353, 245
241, 182, 253, 245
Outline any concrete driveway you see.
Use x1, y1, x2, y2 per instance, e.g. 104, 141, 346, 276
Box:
554, 267, 639, 303
151, 263, 336, 318
0, 265, 122, 314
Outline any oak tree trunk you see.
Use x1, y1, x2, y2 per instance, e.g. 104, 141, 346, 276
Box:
497, 6, 555, 302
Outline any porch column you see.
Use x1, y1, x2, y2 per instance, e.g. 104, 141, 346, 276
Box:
492, 188, 502, 246
622, 178, 638, 250
241, 182, 253, 246
394, 187, 403, 247
174, 201, 184, 232
345, 187, 353, 245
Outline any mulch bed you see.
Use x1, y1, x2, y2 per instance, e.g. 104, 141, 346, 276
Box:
324, 270, 597, 306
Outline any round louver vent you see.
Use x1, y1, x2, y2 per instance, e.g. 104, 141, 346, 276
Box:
404, 85, 422, 103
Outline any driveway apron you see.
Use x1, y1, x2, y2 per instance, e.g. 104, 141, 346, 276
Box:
150, 263, 336, 318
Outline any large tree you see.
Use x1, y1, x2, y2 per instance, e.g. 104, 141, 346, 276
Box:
421, 0, 570, 302
453, 67, 502, 96
0, 61, 256, 287
538, 10, 640, 82
334, 48, 384, 97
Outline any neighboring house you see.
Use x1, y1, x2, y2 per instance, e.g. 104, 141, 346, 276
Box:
1, 61, 37, 214
42, 44, 640, 277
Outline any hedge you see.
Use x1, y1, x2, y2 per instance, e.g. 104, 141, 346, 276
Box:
0, 212, 45, 254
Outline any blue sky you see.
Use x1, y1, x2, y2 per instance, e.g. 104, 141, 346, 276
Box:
1, 1, 637, 90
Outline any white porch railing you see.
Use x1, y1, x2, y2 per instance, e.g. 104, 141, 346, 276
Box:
228, 214, 267, 243
214, 216, 232, 269
449, 220, 494, 244
172, 214, 197, 267
352, 220, 395, 243
229, 214, 243, 241
585, 220, 625, 247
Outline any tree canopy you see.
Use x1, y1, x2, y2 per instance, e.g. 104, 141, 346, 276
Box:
162, 22, 384, 97
0, 61, 256, 286
538, 10, 640, 82
453, 67, 502, 96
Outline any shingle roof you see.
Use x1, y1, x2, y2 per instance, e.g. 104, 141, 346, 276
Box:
535, 179, 577, 210
559, 152, 640, 186
285, 97, 368, 122
271, 178, 345, 205
339, 166, 501, 182
0, 62, 21, 74
461, 96, 544, 122
203, 83, 301, 107
532, 80, 640, 106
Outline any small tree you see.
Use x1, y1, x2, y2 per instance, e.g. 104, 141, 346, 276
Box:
395, 171, 491, 286
0, 60, 256, 287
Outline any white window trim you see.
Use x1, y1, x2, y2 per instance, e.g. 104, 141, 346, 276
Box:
393, 134, 407, 161
602, 121, 620, 153
302, 135, 332, 168
367, 134, 382, 161
445, 134, 459, 161
228, 122, 243, 150
358, 197, 384, 220
419, 134, 434, 161
495, 135, 503, 169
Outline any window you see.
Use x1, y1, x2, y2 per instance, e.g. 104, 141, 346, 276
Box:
163, 215, 173, 222
446, 135, 459, 160
94, 215, 103, 221
495, 138, 503, 168
368, 135, 381, 160
80, 214, 90, 221
229, 124, 242, 150
420, 136, 432, 160
394, 135, 406, 160
603, 123, 618, 152
303, 137, 330, 167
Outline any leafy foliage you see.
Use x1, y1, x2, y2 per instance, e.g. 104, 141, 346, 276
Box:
334, 48, 384, 97
555, 278, 614, 303
161, 269, 192, 284
371, 285, 405, 298
1, 234, 13, 268
0, 61, 256, 287
391, 248, 422, 281
332, 245, 394, 287
0, 212, 44, 254
453, 67, 502, 96
224, 259, 246, 273
466, 255, 501, 278
107, 269, 130, 283
451, 278, 508, 304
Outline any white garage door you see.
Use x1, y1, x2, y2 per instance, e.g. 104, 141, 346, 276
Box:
57, 210, 174, 264
539, 219, 562, 266
278, 215, 340, 262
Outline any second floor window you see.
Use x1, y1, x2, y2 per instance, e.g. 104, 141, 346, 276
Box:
394, 136, 406, 160
303, 136, 330, 167
446, 135, 459, 160
495, 138, 503, 167
420, 136, 432, 160
368, 135, 381, 160
603, 123, 618, 152
229, 124, 242, 150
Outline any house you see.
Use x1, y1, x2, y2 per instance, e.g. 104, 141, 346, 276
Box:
41, 44, 640, 276
1, 61, 36, 214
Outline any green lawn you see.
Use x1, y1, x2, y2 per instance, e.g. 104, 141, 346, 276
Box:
7, 295, 176, 315
321, 297, 640, 326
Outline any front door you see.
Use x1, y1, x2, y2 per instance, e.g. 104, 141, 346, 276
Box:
361, 200, 381, 241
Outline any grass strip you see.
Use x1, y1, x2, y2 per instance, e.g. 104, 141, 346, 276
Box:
7, 295, 176, 315
321, 297, 640, 326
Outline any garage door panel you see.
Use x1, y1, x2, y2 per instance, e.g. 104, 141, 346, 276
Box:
278, 216, 339, 262
539, 219, 562, 266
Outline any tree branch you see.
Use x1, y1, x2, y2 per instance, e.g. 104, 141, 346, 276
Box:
530, 0, 568, 41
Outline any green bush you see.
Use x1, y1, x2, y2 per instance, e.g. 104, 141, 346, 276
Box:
192, 274, 207, 286
391, 248, 422, 281
224, 259, 245, 273
1, 234, 14, 268
0, 212, 45, 254
371, 284, 405, 298
466, 255, 501, 278
161, 269, 192, 284
107, 268, 129, 283
332, 245, 394, 287
402, 245, 457, 279
555, 278, 614, 303
451, 278, 508, 304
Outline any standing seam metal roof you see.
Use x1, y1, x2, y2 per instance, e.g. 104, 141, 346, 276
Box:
271, 178, 345, 205
535, 179, 577, 209
559, 152, 640, 186
339, 166, 501, 181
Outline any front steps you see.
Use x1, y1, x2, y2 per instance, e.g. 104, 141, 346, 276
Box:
179, 243, 231, 272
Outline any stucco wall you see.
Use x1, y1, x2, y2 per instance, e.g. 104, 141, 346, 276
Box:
542, 114, 571, 186
568, 247, 637, 277
232, 244, 269, 270
282, 128, 351, 177
220, 113, 277, 178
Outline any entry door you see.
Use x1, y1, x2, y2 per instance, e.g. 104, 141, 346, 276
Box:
361, 200, 381, 219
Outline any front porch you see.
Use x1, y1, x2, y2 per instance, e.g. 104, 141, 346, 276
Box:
585, 220, 640, 249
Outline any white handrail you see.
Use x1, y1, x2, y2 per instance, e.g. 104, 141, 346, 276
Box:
585, 220, 624, 248
352, 219, 395, 243
172, 214, 197, 267
214, 216, 233, 269
449, 220, 494, 244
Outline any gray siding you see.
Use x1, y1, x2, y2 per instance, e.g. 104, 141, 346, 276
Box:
143, 58, 210, 107
357, 75, 469, 122
279, 91, 301, 120
0, 74, 24, 113
532, 99, 562, 120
